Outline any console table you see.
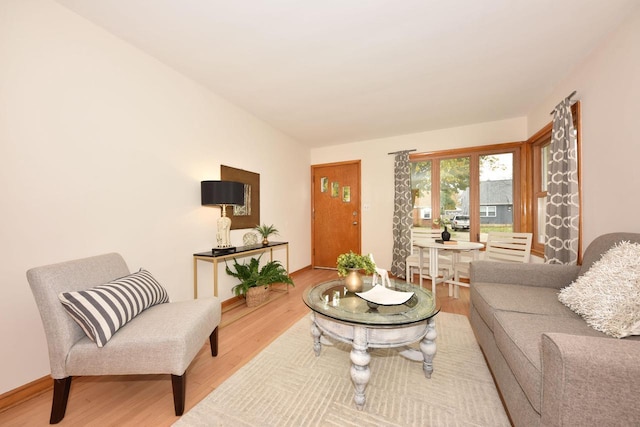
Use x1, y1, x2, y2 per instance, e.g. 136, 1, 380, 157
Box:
192, 241, 289, 299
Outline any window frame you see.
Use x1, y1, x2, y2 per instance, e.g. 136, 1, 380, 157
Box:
480, 206, 497, 217
525, 101, 582, 261
410, 142, 522, 242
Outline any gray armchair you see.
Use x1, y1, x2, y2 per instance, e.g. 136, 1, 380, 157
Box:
27, 253, 221, 424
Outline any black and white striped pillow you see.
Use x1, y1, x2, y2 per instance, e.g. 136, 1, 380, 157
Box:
59, 269, 169, 347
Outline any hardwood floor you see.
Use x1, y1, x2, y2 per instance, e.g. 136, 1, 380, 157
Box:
0, 268, 470, 426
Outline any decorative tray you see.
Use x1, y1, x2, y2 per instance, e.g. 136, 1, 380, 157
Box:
356, 285, 414, 306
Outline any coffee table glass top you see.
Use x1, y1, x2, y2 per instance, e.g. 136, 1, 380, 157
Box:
303, 277, 438, 326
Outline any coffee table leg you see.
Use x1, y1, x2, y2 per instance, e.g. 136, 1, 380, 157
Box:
420, 317, 437, 378
311, 320, 323, 356
350, 327, 371, 410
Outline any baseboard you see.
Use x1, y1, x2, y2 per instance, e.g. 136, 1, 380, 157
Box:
221, 295, 243, 311
0, 375, 51, 413
290, 265, 312, 274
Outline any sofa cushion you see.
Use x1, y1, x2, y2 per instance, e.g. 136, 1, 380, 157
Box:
59, 269, 169, 347
472, 282, 579, 332
65, 298, 220, 376
493, 311, 608, 413
559, 241, 640, 338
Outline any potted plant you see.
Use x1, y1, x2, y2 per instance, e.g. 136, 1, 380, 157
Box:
254, 223, 279, 245
336, 251, 376, 292
225, 255, 294, 307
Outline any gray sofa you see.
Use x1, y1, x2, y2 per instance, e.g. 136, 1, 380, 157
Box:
469, 233, 640, 427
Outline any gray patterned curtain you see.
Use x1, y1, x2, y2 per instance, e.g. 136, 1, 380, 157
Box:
391, 151, 412, 277
545, 97, 579, 264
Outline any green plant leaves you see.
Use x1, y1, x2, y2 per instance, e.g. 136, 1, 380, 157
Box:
336, 251, 376, 277
226, 254, 293, 297
254, 223, 279, 238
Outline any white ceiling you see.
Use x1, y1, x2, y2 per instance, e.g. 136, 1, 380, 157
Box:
55, 0, 639, 147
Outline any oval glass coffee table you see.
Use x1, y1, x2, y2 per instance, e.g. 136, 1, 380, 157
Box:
302, 277, 439, 410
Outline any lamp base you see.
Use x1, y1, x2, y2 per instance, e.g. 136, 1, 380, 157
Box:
212, 246, 236, 255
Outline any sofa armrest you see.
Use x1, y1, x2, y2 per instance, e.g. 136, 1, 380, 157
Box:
470, 261, 580, 289
541, 333, 640, 426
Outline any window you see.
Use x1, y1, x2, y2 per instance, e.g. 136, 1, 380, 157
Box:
410, 144, 521, 243
526, 101, 581, 259
480, 206, 497, 217
409, 102, 580, 258
410, 160, 432, 228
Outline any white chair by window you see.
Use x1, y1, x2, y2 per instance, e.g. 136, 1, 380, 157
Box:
450, 231, 533, 297
369, 254, 391, 287
405, 228, 452, 284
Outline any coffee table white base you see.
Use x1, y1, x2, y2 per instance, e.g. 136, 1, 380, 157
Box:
310, 312, 437, 410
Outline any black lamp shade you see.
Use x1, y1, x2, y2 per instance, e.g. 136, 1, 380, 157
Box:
201, 181, 245, 206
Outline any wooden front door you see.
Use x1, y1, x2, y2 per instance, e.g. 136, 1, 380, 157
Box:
311, 161, 361, 268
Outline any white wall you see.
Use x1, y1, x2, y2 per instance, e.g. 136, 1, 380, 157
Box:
0, 0, 310, 394
311, 5, 640, 270
526, 7, 640, 247
310, 117, 528, 271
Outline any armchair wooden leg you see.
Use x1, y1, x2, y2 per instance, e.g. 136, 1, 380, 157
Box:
171, 374, 186, 416
209, 327, 219, 357
50, 377, 72, 424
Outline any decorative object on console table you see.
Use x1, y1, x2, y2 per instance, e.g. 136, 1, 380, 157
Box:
225, 255, 294, 307
242, 232, 259, 246
336, 251, 376, 292
201, 180, 245, 254
254, 223, 279, 245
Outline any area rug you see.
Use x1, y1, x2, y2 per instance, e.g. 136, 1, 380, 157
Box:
174, 312, 509, 426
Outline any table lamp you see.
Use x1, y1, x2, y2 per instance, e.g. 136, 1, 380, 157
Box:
201, 180, 245, 254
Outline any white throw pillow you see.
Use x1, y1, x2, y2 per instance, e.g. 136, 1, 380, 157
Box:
558, 241, 640, 338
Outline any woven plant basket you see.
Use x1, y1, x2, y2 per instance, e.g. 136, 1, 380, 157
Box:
246, 286, 270, 307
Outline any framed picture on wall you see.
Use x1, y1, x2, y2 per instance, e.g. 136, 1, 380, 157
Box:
221, 165, 260, 229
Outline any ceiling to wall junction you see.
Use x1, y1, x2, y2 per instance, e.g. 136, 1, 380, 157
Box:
56, 0, 640, 146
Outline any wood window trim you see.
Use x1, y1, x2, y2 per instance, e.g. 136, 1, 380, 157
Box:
525, 101, 582, 262
409, 101, 581, 262
410, 142, 523, 242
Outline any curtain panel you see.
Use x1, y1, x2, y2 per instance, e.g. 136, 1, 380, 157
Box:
545, 97, 579, 264
391, 152, 412, 277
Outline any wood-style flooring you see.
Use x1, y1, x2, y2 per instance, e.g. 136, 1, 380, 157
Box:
0, 268, 470, 427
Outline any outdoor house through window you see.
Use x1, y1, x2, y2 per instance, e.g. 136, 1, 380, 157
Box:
410, 146, 520, 243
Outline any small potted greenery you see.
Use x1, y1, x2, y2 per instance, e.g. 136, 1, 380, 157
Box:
336, 251, 376, 276
336, 251, 376, 292
254, 223, 279, 245
225, 255, 294, 307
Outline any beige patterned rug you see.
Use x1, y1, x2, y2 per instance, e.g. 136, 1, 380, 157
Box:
174, 312, 509, 426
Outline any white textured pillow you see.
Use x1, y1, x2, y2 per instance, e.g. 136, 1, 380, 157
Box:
559, 241, 640, 338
